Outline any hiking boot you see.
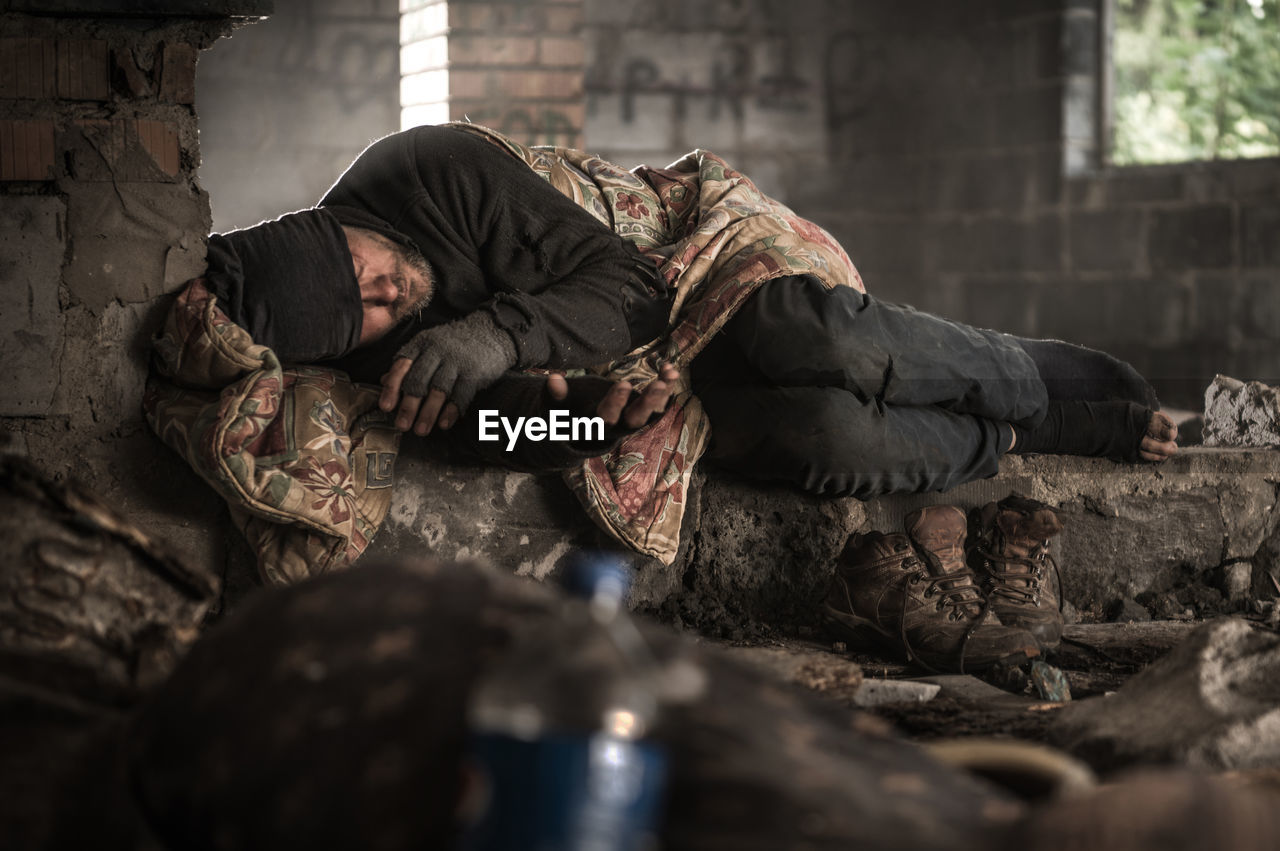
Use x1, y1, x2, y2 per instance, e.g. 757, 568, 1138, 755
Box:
822, 505, 1040, 673
968, 495, 1065, 650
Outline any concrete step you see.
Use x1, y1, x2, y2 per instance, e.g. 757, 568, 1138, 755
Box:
365, 446, 1280, 637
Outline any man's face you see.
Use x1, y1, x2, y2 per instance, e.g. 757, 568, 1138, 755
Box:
344, 227, 433, 346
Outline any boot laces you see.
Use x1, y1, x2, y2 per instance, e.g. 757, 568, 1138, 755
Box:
976, 541, 1062, 610
900, 551, 992, 675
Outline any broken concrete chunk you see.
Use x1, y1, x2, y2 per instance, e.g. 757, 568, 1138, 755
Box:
852, 678, 940, 707
1222, 561, 1254, 603
1050, 618, 1280, 771
1203, 375, 1280, 447
1105, 597, 1152, 623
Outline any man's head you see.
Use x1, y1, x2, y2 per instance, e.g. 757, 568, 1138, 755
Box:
343, 226, 434, 347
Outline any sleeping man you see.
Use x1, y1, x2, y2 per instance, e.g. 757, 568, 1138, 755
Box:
196, 205, 678, 471
158, 121, 1176, 669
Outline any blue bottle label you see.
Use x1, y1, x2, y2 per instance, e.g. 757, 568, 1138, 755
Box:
459, 730, 667, 851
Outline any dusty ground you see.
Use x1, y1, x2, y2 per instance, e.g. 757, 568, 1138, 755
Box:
710, 619, 1212, 744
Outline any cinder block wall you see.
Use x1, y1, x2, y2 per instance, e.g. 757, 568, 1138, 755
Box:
196, 0, 400, 232
582, 0, 1280, 410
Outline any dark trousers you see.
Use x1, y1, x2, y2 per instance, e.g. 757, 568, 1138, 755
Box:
692, 275, 1152, 499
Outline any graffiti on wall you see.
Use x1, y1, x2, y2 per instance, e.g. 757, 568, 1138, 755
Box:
588, 36, 813, 124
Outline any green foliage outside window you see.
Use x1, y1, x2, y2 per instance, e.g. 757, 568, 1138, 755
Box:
1113, 0, 1280, 164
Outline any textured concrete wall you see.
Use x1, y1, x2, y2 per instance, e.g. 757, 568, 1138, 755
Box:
196, 0, 400, 232
581, 0, 1280, 410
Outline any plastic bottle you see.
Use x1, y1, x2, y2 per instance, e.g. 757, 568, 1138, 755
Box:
459, 555, 677, 851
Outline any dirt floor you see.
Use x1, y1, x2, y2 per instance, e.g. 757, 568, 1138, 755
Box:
714, 619, 1211, 744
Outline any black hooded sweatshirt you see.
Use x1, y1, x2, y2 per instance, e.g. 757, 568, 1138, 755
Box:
204, 208, 363, 365
319, 124, 671, 384
199, 208, 637, 472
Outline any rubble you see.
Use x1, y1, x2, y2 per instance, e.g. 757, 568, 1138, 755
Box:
0, 456, 218, 703
1203, 375, 1280, 447
1050, 618, 1280, 771
1105, 597, 1152, 623
853, 679, 941, 707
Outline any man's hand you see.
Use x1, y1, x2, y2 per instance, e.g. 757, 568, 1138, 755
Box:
380, 312, 518, 435
546, 363, 679, 431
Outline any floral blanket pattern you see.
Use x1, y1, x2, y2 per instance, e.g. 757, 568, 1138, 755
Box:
144, 280, 400, 585
450, 123, 865, 564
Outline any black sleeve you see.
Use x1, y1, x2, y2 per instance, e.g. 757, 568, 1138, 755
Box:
413, 129, 670, 368
324, 125, 670, 370
444, 373, 631, 472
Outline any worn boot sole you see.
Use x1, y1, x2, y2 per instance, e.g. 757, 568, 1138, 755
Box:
990, 610, 1063, 652
821, 604, 1039, 672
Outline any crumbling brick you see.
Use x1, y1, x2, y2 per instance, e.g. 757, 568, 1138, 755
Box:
69, 119, 180, 181
136, 119, 180, 176
157, 42, 196, 105
112, 46, 153, 99
0, 37, 56, 100
56, 38, 109, 101
0, 119, 55, 182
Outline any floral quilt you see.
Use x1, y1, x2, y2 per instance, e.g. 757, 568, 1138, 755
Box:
143, 280, 400, 585
450, 123, 865, 564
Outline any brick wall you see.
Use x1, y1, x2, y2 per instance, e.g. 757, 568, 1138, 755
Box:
197, 0, 401, 231
401, 0, 585, 149
0, 6, 263, 578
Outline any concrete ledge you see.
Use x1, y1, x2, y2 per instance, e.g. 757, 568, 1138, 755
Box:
364, 446, 1280, 635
